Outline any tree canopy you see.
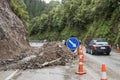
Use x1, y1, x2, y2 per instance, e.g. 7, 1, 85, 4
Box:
10, 0, 120, 45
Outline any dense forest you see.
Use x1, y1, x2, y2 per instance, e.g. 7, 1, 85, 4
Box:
10, 0, 120, 45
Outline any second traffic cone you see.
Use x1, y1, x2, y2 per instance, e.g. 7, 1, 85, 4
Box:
76, 55, 86, 75
76, 62, 86, 75
101, 64, 107, 80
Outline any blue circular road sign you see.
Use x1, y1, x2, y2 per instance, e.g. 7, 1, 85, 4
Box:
66, 37, 79, 50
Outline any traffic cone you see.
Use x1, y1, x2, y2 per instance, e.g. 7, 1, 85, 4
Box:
116, 44, 120, 53
76, 62, 86, 75
101, 64, 107, 80
78, 47, 83, 55
76, 54, 86, 75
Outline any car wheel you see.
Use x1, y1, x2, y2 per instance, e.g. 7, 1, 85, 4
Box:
90, 49, 94, 55
86, 50, 88, 53
88, 50, 90, 54
106, 52, 110, 55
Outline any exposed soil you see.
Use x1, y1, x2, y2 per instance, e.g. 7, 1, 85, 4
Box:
0, 42, 76, 70
0, 0, 30, 59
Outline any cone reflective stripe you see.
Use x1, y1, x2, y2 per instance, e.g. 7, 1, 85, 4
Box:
101, 72, 107, 80
80, 55, 83, 59
101, 64, 107, 80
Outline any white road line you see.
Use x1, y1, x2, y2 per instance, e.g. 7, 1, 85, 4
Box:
5, 70, 19, 80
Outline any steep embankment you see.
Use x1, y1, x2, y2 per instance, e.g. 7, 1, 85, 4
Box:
0, 0, 29, 59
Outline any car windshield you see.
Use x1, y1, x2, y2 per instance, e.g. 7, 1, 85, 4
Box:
92, 38, 106, 42
96, 42, 108, 45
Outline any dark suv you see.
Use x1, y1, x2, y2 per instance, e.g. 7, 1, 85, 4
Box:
85, 38, 111, 55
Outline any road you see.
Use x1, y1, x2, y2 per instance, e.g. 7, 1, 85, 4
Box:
0, 43, 120, 80
83, 49, 120, 80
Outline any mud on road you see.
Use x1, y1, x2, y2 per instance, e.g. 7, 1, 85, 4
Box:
0, 41, 76, 70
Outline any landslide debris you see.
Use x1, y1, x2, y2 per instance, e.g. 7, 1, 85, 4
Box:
0, 42, 76, 70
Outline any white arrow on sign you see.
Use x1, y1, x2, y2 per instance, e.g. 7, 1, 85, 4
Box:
68, 40, 77, 47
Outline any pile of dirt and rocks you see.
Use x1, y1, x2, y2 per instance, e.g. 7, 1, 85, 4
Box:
0, 41, 76, 70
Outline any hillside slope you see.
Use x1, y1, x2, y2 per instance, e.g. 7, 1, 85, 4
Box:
0, 0, 29, 59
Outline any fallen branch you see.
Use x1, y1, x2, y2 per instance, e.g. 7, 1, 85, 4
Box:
41, 58, 62, 67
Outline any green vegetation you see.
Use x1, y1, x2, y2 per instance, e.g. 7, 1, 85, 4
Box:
24, 0, 46, 19
10, 0, 29, 31
10, 0, 120, 45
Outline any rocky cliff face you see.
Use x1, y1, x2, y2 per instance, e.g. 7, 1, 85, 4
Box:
0, 0, 30, 59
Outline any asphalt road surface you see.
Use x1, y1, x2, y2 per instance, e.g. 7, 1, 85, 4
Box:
0, 43, 120, 80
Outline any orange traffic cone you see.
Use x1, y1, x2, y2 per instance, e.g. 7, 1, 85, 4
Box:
116, 44, 120, 53
76, 55, 86, 75
76, 62, 86, 75
101, 64, 107, 80
78, 46, 83, 55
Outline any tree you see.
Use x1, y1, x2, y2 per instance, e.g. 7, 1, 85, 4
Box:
10, 0, 29, 30
24, 0, 46, 19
